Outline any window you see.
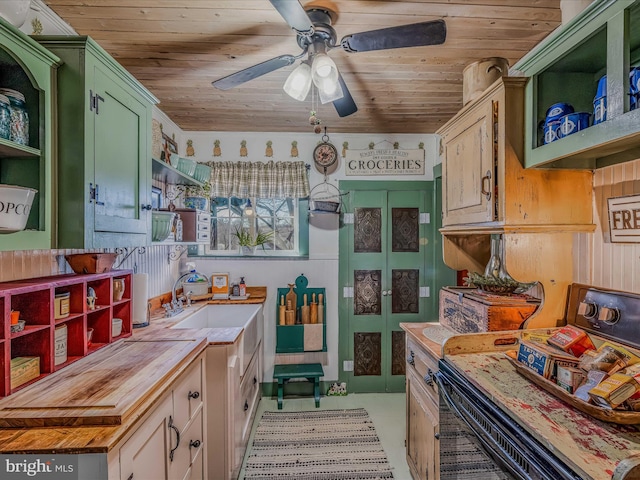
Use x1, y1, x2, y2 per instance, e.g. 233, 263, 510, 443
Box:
190, 196, 309, 257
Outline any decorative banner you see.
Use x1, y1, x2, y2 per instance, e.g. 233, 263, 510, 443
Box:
608, 194, 640, 243
345, 149, 425, 176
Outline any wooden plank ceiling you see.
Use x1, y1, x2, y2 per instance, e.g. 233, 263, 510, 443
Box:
42, 0, 561, 133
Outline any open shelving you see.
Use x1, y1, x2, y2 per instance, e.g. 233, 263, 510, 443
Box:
0, 270, 133, 396
515, 0, 640, 169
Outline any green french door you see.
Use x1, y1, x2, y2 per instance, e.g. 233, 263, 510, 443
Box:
339, 181, 445, 393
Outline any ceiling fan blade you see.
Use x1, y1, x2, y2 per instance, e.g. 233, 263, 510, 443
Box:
333, 75, 358, 117
268, 0, 314, 33
212, 54, 296, 90
341, 19, 446, 53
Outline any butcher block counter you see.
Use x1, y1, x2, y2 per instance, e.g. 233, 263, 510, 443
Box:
0, 290, 266, 455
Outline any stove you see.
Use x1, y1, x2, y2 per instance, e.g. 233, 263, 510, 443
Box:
436, 283, 640, 480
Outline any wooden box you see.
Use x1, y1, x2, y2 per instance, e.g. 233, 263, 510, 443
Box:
439, 287, 540, 333
10, 357, 40, 390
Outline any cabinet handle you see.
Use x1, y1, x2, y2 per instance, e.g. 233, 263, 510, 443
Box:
189, 439, 202, 449
407, 350, 415, 367
481, 170, 492, 201
253, 376, 257, 385
127, 474, 133, 480
168, 415, 181, 462
141, 204, 152, 211
244, 400, 249, 411
424, 369, 434, 386
434, 432, 440, 440
188, 390, 200, 400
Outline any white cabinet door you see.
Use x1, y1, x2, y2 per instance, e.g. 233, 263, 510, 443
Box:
119, 394, 172, 480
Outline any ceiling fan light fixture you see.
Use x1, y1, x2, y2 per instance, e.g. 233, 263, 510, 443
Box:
318, 78, 344, 104
283, 62, 312, 101
311, 53, 339, 87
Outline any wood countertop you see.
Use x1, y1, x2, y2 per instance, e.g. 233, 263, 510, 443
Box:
0, 288, 267, 454
445, 351, 640, 480
400, 322, 455, 360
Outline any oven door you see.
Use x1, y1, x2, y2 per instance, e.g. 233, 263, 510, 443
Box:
435, 360, 582, 480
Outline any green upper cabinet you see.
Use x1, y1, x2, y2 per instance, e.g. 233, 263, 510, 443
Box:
515, 0, 640, 169
0, 19, 60, 251
35, 36, 158, 249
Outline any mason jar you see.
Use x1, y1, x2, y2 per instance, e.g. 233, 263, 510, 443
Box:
0, 88, 29, 146
0, 94, 11, 140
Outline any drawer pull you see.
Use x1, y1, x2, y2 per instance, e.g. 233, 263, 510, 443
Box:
244, 400, 249, 411
424, 369, 434, 386
434, 432, 440, 440
407, 350, 415, 367
127, 474, 133, 480
188, 390, 200, 400
253, 376, 257, 385
168, 415, 181, 462
189, 439, 202, 449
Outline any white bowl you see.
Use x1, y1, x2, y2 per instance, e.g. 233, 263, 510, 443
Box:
0, 184, 37, 233
112, 318, 123, 337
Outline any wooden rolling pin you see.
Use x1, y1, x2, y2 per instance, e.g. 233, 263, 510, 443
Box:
318, 293, 324, 324
310, 293, 318, 324
301, 294, 310, 324
279, 295, 286, 326
285, 300, 295, 325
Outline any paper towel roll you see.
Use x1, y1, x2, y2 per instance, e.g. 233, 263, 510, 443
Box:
132, 273, 149, 326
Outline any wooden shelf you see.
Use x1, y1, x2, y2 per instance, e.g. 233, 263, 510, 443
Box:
0, 138, 40, 157
1, 270, 133, 397
152, 157, 204, 186
11, 324, 50, 339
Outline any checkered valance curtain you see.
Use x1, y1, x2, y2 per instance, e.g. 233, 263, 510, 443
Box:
204, 160, 310, 199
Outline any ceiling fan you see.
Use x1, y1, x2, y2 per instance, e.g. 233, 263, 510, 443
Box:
212, 0, 447, 117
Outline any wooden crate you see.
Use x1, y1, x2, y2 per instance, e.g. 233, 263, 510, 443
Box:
439, 287, 540, 333
10, 357, 40, 390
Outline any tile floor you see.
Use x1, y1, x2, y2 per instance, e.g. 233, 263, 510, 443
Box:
238, 392, 411, 479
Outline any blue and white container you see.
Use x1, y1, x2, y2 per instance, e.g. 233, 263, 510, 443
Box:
543, 120, 561, 144
630, 67, 640, 94
558, 112, 591, 138
545, 102, 574, 123
593, 96, 606, 124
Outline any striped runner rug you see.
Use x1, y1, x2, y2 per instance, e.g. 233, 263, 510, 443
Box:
243, 408, 394, 479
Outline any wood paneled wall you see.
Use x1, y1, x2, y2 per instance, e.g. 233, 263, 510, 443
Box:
587, 157, 640, 292
0, 246, 179, 299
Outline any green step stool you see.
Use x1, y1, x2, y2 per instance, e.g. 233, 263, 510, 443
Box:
273, 363, 324, 409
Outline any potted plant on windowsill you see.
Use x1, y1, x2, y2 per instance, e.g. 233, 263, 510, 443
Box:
234, 227, 273, 255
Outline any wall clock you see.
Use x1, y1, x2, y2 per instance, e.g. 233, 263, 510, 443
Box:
313, 134, 338, 172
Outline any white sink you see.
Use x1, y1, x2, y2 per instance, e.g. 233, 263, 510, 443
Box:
171, 304, 263, 374
172, 304, 261, 329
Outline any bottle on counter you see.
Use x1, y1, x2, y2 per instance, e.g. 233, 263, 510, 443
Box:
239, 277, 246, 297
232, 283, 240, 297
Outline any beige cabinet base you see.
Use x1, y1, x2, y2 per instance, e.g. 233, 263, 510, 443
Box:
206, 340, 262, 480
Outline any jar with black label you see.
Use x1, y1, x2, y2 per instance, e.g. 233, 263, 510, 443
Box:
0, 88, 29, 145
0, 94, 11, 140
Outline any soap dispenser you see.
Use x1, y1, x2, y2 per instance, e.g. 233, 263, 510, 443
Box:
239, 277, 246, 297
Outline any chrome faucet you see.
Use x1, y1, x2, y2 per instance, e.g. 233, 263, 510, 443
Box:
164, 271, 210, 317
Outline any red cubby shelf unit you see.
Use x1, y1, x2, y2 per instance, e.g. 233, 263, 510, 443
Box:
0, 270, 133, 397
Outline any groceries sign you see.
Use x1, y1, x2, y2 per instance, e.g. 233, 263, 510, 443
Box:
608, 195, 640, 243
345, 149, 425, 176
